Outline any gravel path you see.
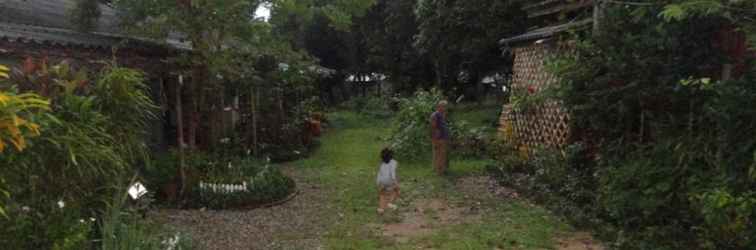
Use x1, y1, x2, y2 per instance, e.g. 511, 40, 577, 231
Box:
150, 167, 331, 250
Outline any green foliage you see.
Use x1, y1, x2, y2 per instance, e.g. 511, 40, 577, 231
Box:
414, 0, 525, 93
295, 110, 572, 249
100, 191, 194, 250
69, 0, 102, 32
93, 67, 158, 165
271, 0, 376, 31
0, 61, 161, 249
487, 143, 600, 225
0, 91, 48, 153
659, 0, 756, 46
693, 189, 756, 248
1, 201, 94, 250
388, 89, 495, 160
356, 0, 433, 94
147, 150, 296, 209
192, 163, 295, 209
520, 4, 756, 249
388, 88, 443, 160
343, 94, 395, 118
448, 120, 489, 158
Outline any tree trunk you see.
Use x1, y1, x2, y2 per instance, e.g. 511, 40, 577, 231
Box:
279, 84, 285, 130
434, 58, 444, 91
251, 86, 258, 156
187, 70, 199, 149
209, 84, 224, 147
175, 75, 186, 204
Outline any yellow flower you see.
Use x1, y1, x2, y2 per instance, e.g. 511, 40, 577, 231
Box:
0, 91, 49, 153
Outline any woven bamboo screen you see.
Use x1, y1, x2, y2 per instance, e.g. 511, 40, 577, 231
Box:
498, 42, 570, 150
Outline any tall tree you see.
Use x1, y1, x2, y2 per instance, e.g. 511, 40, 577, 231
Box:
356, 0, 434, 94
110, 0, 269, 198
269, 0, 376, 102
113, 0, 270, 148
414, 0, 525, 98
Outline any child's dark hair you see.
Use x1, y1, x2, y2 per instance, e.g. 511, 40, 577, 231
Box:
380, 148, 393, 164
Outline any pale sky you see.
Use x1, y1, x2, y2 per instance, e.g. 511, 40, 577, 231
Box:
255, 3, 271, 21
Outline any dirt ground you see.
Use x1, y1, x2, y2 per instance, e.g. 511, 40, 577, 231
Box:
152, 171, 604, 250
150, 167, 330, 250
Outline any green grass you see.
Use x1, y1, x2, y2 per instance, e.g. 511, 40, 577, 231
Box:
291, 111, 573, 249
449, 102, 501, 127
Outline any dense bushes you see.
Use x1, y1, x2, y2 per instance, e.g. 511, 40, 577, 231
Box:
387, 89, 444, 160
486, 142, 600, 225
386, 89, 496, 160
192, 164, 295, 209
387, 88, 494, 160
0, 61, 186, 249
490, 5, 755, 249
146, 151, 296, 209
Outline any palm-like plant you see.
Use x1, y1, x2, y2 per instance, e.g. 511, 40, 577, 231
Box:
0, 92, 49, 153
0, 64, 49, 218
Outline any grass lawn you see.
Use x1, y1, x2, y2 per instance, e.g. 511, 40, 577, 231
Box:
290, 110, 581, 250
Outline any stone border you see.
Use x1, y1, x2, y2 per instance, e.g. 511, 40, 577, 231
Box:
231, 186, 300, 211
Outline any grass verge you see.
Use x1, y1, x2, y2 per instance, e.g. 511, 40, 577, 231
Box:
291, 111, 576, 249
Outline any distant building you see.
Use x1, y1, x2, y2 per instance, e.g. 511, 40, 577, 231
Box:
0, 0, 191, 149
0, 0, 189, 68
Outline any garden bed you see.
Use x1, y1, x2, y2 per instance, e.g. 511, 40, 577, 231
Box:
190, 168, 297, 210
191, 181, 299, 210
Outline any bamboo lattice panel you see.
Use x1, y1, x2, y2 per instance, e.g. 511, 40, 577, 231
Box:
499, 42, 571, 150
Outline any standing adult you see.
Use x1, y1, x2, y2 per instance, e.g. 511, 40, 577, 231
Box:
430, 100, 449, 175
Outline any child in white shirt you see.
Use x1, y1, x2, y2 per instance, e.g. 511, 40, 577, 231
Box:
376, 148, 399, 214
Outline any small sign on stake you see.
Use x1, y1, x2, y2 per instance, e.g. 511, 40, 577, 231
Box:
128, 182, 148, 200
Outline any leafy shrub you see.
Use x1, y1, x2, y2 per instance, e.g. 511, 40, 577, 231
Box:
596, 140, 756, 249
92, 67, 158, 165
693, 189, 755, 248
100, 191, 194, 250
0, 91, 48, 153
388, 88, 494, 160
146, 149, 297, 209
0, 61, 159, 249
191, 163, 295, 209
488, 142, 600, 224
388, 88, 443, 160
515, 5, 756, 249
264, 143, 310, 163
449, 120, 490, 158
0, 200, 94, 249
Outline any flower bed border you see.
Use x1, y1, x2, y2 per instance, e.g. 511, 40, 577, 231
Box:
193, 182, 299, 211
232, 188, 300, 210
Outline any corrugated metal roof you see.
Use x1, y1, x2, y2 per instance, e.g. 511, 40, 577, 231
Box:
0, 0, 118, 33
499, 19, 592, 45
0, 0, 191, 50
522, 0, 593, 18
0, 22, 122, 47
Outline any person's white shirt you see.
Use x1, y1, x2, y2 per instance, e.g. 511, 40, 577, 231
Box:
376, 159, 398, 186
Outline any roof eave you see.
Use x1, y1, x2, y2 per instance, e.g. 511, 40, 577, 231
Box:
499, 19, 592, 46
